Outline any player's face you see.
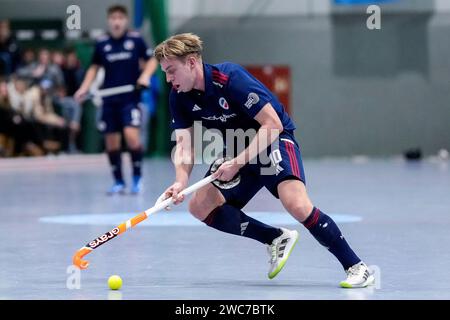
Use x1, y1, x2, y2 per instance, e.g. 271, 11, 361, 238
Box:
161, 57, 196, 93
108, 12, 128, 38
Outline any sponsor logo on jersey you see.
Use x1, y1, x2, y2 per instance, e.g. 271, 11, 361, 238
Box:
201, 113, 237, 123
106, 52, 132, 62
192, 104, 202, 111
103, 44, 112, 52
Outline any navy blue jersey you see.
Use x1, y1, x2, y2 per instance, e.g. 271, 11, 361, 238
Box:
91, 31, 152, 102
169, 62, 296, 135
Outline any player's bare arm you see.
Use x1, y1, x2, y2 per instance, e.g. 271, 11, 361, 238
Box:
137, 56, 158, 87
162, 127, 195, 206
74, 64, 99, 102
213, 102, 283, 182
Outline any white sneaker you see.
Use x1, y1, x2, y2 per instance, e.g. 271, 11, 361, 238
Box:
340, 262, 375, 288
267, 228, 299, 279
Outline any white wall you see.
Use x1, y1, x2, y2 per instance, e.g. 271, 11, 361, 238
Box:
435, 0, 450, 12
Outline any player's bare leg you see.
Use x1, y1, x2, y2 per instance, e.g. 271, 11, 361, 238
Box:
278, 179, 374, 288
189, 182, 297, 279
105, 133, 126, 195
124, 126, 144, 194
188, 183, 226, 221
277, 179, 313, 222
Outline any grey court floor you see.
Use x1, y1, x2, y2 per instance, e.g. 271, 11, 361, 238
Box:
0, 154, 449, 300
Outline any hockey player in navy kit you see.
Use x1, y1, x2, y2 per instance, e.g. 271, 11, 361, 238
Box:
153, 33, 374, 288
75, 5, 157, 194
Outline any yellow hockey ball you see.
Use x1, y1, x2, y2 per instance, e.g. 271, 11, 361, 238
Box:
108, 275, 122, 290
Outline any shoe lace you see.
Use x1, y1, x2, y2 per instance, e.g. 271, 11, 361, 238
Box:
347, 264, 362, 277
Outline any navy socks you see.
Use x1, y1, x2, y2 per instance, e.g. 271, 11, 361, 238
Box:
303, 207, 361, 270
129, 147, 143, 177
202, 202, 361, 270
107, 150, 123, 183
108, 147, 143, 184
203, 204, 282, 245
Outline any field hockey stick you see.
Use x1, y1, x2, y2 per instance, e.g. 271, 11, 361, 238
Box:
79, 84, 148, 102
72, 174, 216, 270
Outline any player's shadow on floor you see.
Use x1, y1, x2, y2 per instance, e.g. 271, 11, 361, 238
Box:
190, 279, 335, 289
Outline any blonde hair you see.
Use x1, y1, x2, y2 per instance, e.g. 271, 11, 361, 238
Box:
154, 33, 203, 62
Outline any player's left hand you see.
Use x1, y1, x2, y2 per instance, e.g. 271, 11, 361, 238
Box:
213, 159, 243, 182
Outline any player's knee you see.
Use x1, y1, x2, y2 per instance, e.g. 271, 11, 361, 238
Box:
105, 141, 120, 152
286, 202, 314, 222
189, 193, 224, 221
124, 132, 140, 150
188, 197, 208, 220
126, 140, 141, 150
189, 184, 226, 220
189, 198, 214, 221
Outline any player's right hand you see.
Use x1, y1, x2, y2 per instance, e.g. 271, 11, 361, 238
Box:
74, 87, 88, 103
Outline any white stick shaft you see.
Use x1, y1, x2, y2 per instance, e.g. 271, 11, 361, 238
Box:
144, 175, 215, 217
93, 85, 135, 98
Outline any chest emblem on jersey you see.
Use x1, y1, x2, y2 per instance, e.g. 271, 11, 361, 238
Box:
219, 97, 229, 110
103, 44, 112, 52
124, 40, 134, 50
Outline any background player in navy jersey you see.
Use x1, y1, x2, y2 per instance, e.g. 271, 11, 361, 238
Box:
75, 5, 157, 195
153, 33, 374, 288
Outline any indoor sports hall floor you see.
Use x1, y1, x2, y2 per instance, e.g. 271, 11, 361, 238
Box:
0, 154, 449, 300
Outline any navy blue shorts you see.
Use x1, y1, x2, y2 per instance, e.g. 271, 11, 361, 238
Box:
205, 130, 306, 209
98, 101, 142, 134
